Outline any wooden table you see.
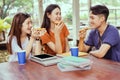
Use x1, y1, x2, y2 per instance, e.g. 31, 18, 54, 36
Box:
0, 56, 120, 80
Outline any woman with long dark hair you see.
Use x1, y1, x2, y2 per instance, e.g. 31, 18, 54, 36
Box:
40, 4, 70, 55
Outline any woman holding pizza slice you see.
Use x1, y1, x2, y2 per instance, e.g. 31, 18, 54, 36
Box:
40, 4, 70, 55
7, 13, 46, 62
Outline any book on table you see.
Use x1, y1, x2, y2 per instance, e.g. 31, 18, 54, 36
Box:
57, 56, 93, 72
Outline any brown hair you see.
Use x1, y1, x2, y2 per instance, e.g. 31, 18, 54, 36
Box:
7, 13, 30, 54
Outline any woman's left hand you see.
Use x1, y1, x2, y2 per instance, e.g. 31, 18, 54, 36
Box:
31, 28, 46, 39
39, 28, 46, 36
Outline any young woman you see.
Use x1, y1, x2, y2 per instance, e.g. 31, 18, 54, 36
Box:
40, 4, 70, 55
7, 13, 45, 62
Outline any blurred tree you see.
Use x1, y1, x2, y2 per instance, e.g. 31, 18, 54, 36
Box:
64, 11, 72, 25
0, 0, 33, 19
92, 0, 120, 6
55, 0, 70, 3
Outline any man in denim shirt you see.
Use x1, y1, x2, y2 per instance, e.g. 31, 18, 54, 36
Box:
78, 5, 120, 62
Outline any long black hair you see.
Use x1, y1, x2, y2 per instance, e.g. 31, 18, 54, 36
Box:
41, 4, 60, 34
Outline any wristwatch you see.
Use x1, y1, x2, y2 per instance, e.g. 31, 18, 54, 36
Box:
36, 38, 40, 41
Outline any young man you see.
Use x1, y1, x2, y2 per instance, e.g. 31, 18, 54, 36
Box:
78, 5, 120, 62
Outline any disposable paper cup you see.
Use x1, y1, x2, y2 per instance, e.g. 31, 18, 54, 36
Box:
70, 47, 78, 57
17, 50, 26, 65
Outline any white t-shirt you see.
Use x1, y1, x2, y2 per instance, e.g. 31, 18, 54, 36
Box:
8, 36, 32, 62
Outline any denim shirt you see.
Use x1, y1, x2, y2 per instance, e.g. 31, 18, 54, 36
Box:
85, 25, 120, 62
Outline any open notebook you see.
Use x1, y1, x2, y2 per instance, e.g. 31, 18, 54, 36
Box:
57, 52, 88, 57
